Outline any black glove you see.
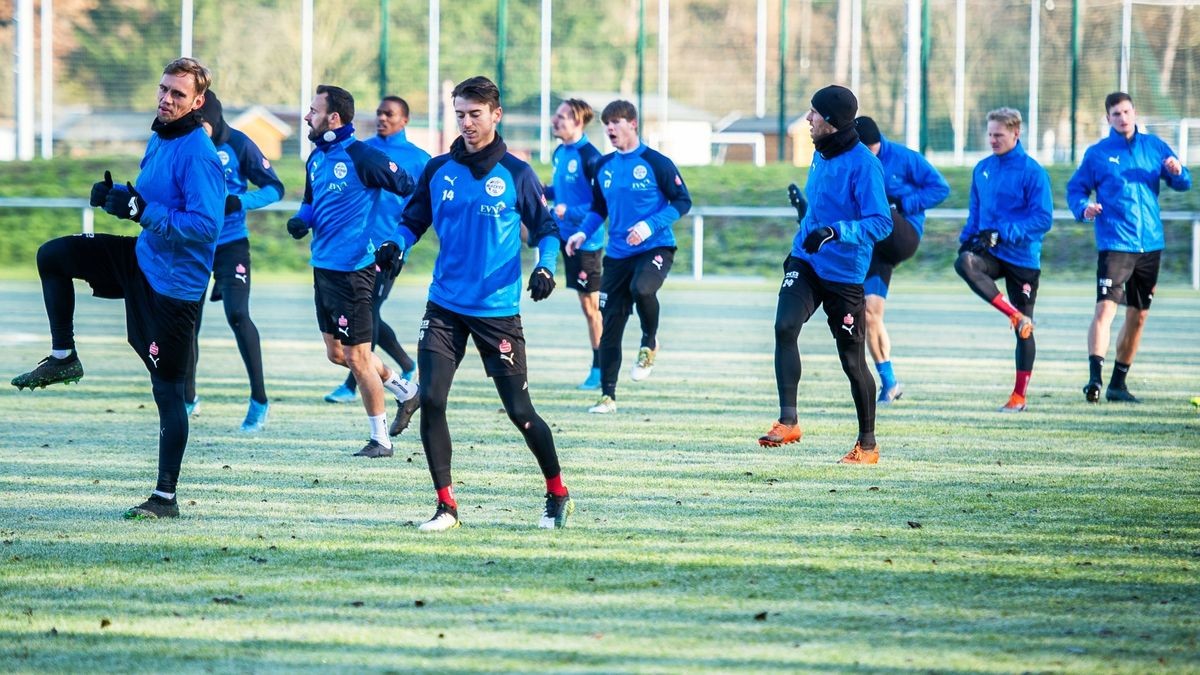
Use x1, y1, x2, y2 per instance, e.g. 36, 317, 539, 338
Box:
104, 182, 146, 222
286, 216, 309, 240
90, 170, 114, 208
887, 195, 903, 214
527, 266, 555, 302
787, 183, 808, 222
224, 194, 242, 215
961, 229, 999, 254
374, 241, 405, 280
802, 226, 837, 254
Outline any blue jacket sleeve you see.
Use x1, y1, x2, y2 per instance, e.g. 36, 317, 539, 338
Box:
511, 160, 560, 248
399, 156, 447, 249
961, 169, 982, 243
578, 155, 612, 239
643, 152, 692, 235
1066, 153, 1097, 221
139, 149, 223, 244
901, 154, 950, 215
831, 160, 891, 246
348, 143, 415, 198
232, 136, 285, 211
293, 152, 314, 225
1001, 164, 1054, 246
565, 145, 603, 226
1161, 142, 1192, 191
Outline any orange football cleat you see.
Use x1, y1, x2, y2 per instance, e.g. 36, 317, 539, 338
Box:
837, 442, 880, 464
1009, 312, 1034, 339
999, 393, 1027, 412
757, 421, 802, 447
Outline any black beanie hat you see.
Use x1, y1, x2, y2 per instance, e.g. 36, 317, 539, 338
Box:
811, 85, 857, 130
199, 90, 223, 128
855, 116, 881, 145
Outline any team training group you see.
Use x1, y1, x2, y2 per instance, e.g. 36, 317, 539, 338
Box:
10, 57, 1191, 530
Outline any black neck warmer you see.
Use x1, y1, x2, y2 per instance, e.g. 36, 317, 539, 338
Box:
813, 125, 860, 160
151, 112, 203, 140
451, 134, 508, 179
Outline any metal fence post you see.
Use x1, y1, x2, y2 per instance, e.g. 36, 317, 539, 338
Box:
692, 214, 704, 281
82, 207, 93, 236
1193, 220, 1199, 290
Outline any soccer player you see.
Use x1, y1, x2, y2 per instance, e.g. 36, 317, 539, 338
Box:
546, 98, 604, 390
1068, 92, 1192, 404
564, 100, 692, 414
854, 116, 950, 405
10, 58, 224, 518
377, 76, 573, 532
184, 90, 284, 432
287, 84, 418, 458
954, 107, 1053, 412
756, 85, 892, 464
324, 95, 430, 404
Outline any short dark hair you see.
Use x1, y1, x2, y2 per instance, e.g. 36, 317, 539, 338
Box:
561, 98, 595, 126
316, 84, 355, 124
601, 100, 638, 125
451, 76, 501, 110
1105, 91, 1133, 113
382, 95, 410, 118
163, 57, 212, 96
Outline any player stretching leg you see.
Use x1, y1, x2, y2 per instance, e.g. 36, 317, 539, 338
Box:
954, 108, 1053, 413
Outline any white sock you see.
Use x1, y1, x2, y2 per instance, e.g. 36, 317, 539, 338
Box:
50, 349, 72, 359
152, 490, 175, 501
368, 414, 392, 447
381, 369, 418, 401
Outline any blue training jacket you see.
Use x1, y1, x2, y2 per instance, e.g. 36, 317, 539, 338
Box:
398, 151, 560, 318
295, 135, 416, 272
365, 129, 431, 245
792, 143, 892, 283
960, 141, 1054, 270
546, 134, 604, 252
579, 143, 692, 260
876, 135, 950, 236
215, 128, 284, 246
133, 125, 224, 302
1066, 127, 1192, 253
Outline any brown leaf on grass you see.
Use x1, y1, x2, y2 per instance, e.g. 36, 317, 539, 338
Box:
249, 556, 267, 564
348, 601, 364, 607
884, 559, 892, 564
754, 612, 768, 621
100, 619, 111, 628
105, 409, 114, 413
212, 597, 238, 604
414, 600, 426, 607
47, 627, 57, 636
867, 486, 880, 491
907, 521, 922, 528
222, 465, 231, 470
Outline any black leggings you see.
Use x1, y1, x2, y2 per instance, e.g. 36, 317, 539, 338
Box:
954, 252, 1036, 371
344, 274, 415, 392
151, 374, 189, 494
186, 282, 267, 403
417, 352, 560, 490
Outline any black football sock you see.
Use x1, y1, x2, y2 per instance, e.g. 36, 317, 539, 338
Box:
1088, 354, 1104, 384
1110, 361, 1130, 390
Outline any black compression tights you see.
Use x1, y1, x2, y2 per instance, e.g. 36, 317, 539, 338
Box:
151, 375, 189, 494
187, 286, 267, 403
418, 352, 560, 490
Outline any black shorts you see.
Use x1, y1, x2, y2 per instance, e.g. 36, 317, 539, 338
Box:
864, 210, 921, 298
973, 250, 1040, 315
209, 237, 252, 303
313, 266, 376, 346
600, 247, 675, 316
417, 301, 527, 378
1096, 250, 1160, 309
61, 234, 200, 381
779, 255, 865, 343
562, 246, 603, 294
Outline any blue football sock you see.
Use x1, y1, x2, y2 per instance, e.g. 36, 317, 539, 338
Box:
876, 360, 896, 390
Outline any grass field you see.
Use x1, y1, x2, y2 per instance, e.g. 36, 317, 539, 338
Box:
1, 277, 1198, 673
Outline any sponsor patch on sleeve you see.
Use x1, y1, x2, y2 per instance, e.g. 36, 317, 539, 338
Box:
389, 162, 398, 173
674, 174, 682, 186
262, 157, 271, 170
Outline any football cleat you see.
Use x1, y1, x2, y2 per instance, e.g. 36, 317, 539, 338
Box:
418, 502, 460, 532
324, 383, 358, 403
577, 367, 602, 390
123, 494, 179, 520
877, 382, 905, 405
539, 493, 575, 529
240, 399, 269, 433
757, 421, 802, 447
998, 393, 1027, 413
1105, 386, 1141, 404
837, 442, 880, 465
1083, 380, 1102, 404
11, 353, 84, 390
630, 343, 658, 382
185, 397, 200, 417
353, 439, 393, 458
588, 395, 617, 414
1009, 313, 1034, 339
389, 392, 421, 436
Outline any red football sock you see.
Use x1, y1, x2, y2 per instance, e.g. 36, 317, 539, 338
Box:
436, 485, 457, 508
545, 474, 568, 497
990, 293, 1020, 318
1014, 370, 1032, 397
